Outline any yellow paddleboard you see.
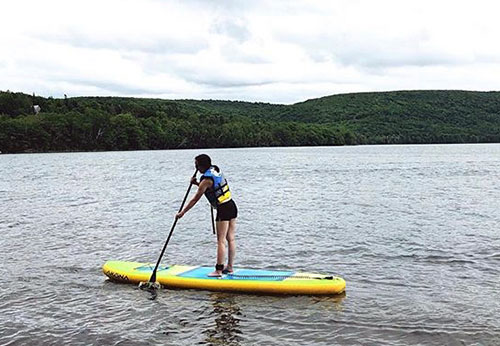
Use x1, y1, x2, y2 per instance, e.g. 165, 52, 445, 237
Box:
103, 261, 346, 295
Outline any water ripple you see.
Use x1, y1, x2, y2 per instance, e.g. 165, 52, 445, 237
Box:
1, 144, 500, 345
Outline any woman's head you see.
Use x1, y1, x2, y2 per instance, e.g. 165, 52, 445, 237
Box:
195, 154, 212, 173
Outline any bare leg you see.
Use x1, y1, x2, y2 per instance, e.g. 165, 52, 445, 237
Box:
216, 220, 230, 265
225, 218, 237, 271
208, 220, 229, 276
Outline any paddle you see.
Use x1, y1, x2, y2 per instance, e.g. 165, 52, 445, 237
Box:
139, 169, 197, 297
211, 206, 216, 235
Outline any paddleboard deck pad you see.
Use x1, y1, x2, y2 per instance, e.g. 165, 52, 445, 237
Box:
103, 261, 346, 295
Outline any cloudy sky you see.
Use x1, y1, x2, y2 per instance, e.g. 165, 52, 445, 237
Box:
1, 0, 500, 104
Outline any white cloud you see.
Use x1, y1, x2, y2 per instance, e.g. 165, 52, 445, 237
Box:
1, 0, 499, 103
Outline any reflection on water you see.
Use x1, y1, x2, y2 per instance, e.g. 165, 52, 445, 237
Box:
312, 291, 346, 311
203, 293, 243, 346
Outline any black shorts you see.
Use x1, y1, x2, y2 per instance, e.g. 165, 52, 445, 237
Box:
216, 200, 238, 221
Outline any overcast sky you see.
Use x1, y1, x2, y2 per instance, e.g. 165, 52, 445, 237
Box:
1, 0, 500, 104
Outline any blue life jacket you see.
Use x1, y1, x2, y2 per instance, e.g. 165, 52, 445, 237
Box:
201, 166, 232, 208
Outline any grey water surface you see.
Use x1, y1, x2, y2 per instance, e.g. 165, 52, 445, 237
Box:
1, 144, 499, 345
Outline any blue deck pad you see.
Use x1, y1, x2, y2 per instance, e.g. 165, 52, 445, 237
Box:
178, 266, 294, 281
134, 265, 169, 272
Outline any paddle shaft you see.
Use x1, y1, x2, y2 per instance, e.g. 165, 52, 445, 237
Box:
149, 170, 197, 283
211, 206, 216, 235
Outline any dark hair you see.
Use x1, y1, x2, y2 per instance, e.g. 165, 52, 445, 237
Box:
195, 154, 212, 171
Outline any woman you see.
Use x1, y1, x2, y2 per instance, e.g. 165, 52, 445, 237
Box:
176, 154, 238, 277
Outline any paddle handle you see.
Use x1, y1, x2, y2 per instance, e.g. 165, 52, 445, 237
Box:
149, 169, 197, 283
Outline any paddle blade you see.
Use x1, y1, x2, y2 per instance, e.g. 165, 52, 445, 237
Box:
138, 281, 161, 300
139, 281, 161, 290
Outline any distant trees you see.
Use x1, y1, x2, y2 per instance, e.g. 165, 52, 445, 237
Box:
0, 90, 499, 153
0, 91, 33, 116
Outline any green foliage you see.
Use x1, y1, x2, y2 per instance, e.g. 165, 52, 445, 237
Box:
102, 113, 147, 150
0, 90, 499, 153
0, 91, 33, 116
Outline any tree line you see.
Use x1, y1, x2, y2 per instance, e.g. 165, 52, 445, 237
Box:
0, 90, 499, 153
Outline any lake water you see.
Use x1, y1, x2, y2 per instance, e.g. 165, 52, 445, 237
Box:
1, 144, 499, 345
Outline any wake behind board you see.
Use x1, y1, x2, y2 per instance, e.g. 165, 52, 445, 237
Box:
103, 261, 345, 295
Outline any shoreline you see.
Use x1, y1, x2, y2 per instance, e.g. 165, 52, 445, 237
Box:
2, 141, 499, 155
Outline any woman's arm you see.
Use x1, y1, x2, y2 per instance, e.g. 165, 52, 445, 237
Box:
176, 179, 211, 218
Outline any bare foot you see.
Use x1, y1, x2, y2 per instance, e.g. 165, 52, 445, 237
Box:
222, 267, 234, 274
207, 271, 222, 277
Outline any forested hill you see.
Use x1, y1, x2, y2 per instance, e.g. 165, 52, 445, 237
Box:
1, 90, 499, 153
